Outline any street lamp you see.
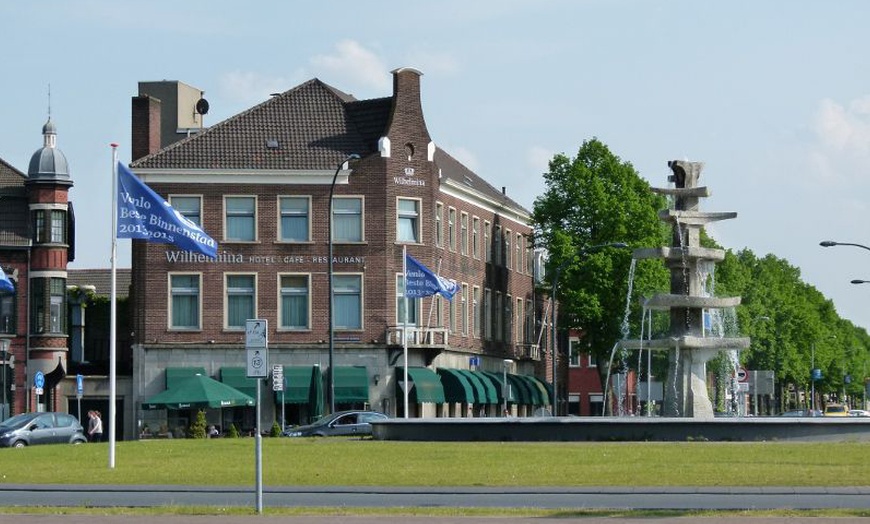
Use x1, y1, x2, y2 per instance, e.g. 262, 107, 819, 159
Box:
851, 280, 869, 285
327, 153, 360, 415
820, 240, 870, 252
502, 359, 513, 416
549, 242, 628, 416
0, 338, 9, 422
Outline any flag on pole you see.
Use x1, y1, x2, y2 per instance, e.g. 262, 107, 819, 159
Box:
404, 253, 459, 299
116, 162, 217, 258
0, 266, 14, 293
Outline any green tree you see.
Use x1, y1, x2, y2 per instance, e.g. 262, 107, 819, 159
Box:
189, 410, 207, 439
227, 423, 240, 438
531, 138, 670, 393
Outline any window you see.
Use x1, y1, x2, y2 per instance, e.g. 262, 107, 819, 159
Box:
460, 283, 469, 336
435, 203, 443, 248
588, 352, 598, 368
484, 288, 492, 340
494, 226, 503, 266
516, 233, 523, 273
505, 294, 512, 344
447, 207, 456, 251
170, 196, 202, 226
30, 279, 45, 334
334, 274, 362, 329
505, 229, 512, 269
516, 297, 523, 347
49, 278, 66, 333
525, 299, 534, 344
460, 213, 468, 255
32, 210, 45, 243
169, 274, 200, 330
569, 339, 581, 367
225, 196, 256, 242
226, 274, 256, 329
434, 295, 443, 328
471, 217, 480, 259
280, 274, 309, 329
484, 221, 491, 263
396, 274, 419, 324
495, 292, 503, 341
472, 286, 480, 338
0, 287, 15, 334
333, 197, 363, 242
397, 198, 420, 243
527, 244, 534, 275
50, 210, 65, 243
279, 197, 310, 242
448, 295, 456, 334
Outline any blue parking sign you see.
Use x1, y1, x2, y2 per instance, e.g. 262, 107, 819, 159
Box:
34, 371, 45, 389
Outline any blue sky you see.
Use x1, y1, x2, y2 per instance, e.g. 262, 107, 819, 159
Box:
2, 1, 869, 332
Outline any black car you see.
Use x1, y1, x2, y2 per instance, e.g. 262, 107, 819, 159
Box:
282, 410, 387, 437
0, 412, 88, 448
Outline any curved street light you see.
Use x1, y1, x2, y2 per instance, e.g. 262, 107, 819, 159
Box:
851, 280, 869, 285
549, 242, 629, 416
820, 240, 870, 252
328, 153, 360, 415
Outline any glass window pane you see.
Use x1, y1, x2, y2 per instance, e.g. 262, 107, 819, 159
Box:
227, 275, 255, 328
280, 197, 309, 242
280, 275, 309, 329
170, 197, 202, 226
226, 197, 255, 241
333, 198, 362, 242
334, 275, 361, 329
170, 275, 200, 329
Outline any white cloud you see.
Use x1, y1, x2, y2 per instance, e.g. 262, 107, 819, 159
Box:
808, 95, 870, 183
403, 50, 461, 76
218, 70, 302, 108
526, 145, 554, 175
309, 40, 390, 93
447, 146, 480, 173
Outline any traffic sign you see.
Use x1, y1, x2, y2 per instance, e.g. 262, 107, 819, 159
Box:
245, 319, 267, 348
76, 374, 84, 399
247, 349, 268, 378
34, 371, 45, 389
736, 368, 748, 383
272, 365, 284, 392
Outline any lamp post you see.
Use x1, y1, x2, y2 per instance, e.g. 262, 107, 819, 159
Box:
502, 359, 513, 416
851, 280, 869, 285
327, 153, 360, 415
0, 338, 8, 422
820, 240, 870, 252
549, 242, 628, 416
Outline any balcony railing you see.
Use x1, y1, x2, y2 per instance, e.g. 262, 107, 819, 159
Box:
514, 343, 541, 361
386, 326, 449, 347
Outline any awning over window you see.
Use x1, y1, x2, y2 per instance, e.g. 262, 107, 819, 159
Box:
454, 369, 488, 404
397, 367, 445, 404
219, 367, 257, 399
467, 370, 498, 404
436, 368, 475, 404
479, 371, 515, 403
166, 367, 207, 389
143, 374, 255, 410
507, 374, 531, 405
524, 375, 551, 406
279, 366, 318, 404
333, 366, 369, 403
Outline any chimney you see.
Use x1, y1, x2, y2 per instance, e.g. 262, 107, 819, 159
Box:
131, 95, 162, 162
386, 67, 431, 148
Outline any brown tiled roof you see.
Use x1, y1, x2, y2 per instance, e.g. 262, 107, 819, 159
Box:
0, 157, 30, 247
434, 148, 527, 213
68, 268, 132, 298
132, 79, 382, 171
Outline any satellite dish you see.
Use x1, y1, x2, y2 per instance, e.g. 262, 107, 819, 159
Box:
195, 98, 210, 115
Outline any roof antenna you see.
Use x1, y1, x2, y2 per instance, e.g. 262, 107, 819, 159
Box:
47, 83, 52, 120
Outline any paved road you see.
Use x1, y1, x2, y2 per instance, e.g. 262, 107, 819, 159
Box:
3, 517, 869, 524
2, 484, 870, 511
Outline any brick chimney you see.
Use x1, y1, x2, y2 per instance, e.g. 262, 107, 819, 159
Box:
386, 67, 431, 149
131, 95, 161, 162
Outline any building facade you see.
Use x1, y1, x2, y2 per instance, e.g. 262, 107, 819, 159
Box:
0, 119, 75, 420
127, 68, 550, 436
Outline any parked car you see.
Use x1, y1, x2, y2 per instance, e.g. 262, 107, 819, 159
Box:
823, 404, 850, 417
0, 412, 87, 448
779, 409, 822, 417
282, 410, 387, 438
848, 409, 870, 417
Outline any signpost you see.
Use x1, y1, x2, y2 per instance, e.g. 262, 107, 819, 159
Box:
76, 374, 84, 423
245, 319, 267, 514
34, 371, 45, 409
272, 365, 284, 432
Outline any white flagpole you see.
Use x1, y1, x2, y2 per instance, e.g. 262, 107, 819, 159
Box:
422, 258, 441, 342
109, 144, 119, 469
403, 246, 409, 419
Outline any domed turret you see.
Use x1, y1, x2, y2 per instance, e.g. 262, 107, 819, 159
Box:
27, 118, 71, 183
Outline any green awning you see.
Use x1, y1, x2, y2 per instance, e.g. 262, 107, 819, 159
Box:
508, 374, 532, 405
455, 369, 487, 404
524, 375, 550, 406
467, 370, 498, 403
280, 366, 317, 404
144, 374, 255, 410
398, 367, 446, 404
219, 367, 257, 399
166, 367, 207, 389
437, 368, 474, 404
333, 366, 369, 403
480, 371, 515, 403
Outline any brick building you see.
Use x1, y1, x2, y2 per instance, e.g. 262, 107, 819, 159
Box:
126, 68, 551, 436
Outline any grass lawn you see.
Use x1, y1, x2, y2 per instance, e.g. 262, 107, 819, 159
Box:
1, 438, 869, 487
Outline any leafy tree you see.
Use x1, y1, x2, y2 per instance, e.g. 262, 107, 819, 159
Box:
532, 138, 670, 393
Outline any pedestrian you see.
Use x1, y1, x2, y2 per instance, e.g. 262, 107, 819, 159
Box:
88, 410, 103, 443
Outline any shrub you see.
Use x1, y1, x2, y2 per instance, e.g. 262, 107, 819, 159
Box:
270, 421, 282, 437
189, 410, 208, 439
227, 423, 240, 438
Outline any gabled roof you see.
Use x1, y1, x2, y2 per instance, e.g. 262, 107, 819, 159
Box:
434, 148, 527, 215
132, 79, 385, 171
0, 157, 30, 247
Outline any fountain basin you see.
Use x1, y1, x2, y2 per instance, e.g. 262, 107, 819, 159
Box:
620, 336, 750, 351
658, 210, 738, 225
643, 294, 741, 310
633, 246, 725, 262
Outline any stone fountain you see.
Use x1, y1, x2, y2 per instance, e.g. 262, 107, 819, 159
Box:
621, 160, 750, 418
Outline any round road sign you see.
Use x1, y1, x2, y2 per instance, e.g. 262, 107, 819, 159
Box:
736, 368, 749, 382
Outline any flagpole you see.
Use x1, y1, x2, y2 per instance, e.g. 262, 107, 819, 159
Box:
403, 245, 409, 419
422, 258, 441, 342
109, 144, 119, 469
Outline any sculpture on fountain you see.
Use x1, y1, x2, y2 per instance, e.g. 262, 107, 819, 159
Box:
621, 160, 749, 418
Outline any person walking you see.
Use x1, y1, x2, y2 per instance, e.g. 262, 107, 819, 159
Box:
88, 410, 103, 443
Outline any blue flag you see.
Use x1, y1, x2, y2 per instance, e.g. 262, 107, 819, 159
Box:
117, 162, 217, 258
405, 253, 459, 299
0, 266, 14, 293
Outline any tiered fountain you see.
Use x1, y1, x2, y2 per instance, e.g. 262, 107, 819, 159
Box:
621, 160, 750, 418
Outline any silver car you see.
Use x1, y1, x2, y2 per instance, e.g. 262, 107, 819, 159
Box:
282, 410, 387, 437
0, 412, 87, 448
